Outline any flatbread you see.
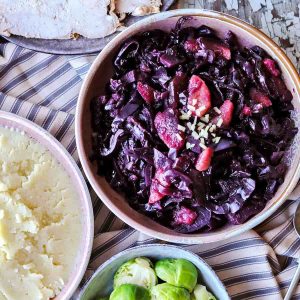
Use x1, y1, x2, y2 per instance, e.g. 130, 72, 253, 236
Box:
0, 0, 119, 39
115, 0, 161, 16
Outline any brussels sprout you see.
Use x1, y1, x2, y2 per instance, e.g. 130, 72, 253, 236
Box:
155, 258, 198, 292
114, 257, 157, 289
191, 284, 216, 300
151, 283, 190, 300
109, 284, 150, 300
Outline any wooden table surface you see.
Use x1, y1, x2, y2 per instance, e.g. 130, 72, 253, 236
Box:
172, 0, 300, 70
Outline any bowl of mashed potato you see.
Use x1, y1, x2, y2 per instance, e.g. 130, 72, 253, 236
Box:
0, 111, 94, 300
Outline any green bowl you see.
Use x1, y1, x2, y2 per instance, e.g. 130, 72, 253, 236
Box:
78, 244, 229, 300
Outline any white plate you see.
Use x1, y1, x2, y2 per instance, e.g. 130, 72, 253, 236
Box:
1, 0, 175, 55
0, 111, 94, 300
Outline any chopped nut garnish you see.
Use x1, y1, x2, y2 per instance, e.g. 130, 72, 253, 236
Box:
209, 124, 217, 132
199, 130, 208, 139
176, 133, 183, 141
213, 107, 221, 114
179, 110, 192, 120
204, 125, 210, 132
217, 118, 223, 127
200, 114, 210, 123
199, 143, 207, 149
187, 105, 196, 112
213, 136, 221, 144
197, 122, 205, 130
179, 115, 188, 120
192, 131, 199, 139
186, 142, 194, 149
177, 124, 186, 132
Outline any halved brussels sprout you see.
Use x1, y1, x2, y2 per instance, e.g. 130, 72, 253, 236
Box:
155, 258, 198, 292
114, 257, 157, 289
151, 283, 190, 300
191, 284, 216, 300
109, 284, 150, 300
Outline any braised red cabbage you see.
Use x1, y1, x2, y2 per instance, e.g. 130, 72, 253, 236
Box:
90, 17, 297, 233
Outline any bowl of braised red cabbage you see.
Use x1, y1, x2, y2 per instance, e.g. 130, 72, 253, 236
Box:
76, 9, 300, 243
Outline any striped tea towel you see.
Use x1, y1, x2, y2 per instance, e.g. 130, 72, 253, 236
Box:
0, 41, 300, 300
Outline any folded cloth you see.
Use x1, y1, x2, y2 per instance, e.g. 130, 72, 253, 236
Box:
1, 42, 300, 300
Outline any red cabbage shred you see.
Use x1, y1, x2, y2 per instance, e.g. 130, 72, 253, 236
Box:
90, 17, 297, 233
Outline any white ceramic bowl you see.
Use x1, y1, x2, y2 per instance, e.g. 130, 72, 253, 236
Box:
76, 9, 300, 244
0, 111, 94, 300
79, 244, 230, 299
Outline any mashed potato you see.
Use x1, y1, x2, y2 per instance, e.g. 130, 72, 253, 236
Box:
0, 127, 81, 300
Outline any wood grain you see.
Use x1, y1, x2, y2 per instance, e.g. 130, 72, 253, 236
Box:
176, 0, 300, 70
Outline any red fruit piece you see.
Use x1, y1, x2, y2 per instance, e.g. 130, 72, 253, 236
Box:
137, 81, 154, 104
148, 169, 171, 204
242, 105, 252, 116
220, 100, 234, 126
212, 100, 234, 127
199, 37, 231, 60
184, 39, 199, 53
195, 147, 214, 172
154, 168, 169, 187
263, 58, 280, 77
174, 206, 198, 225
188, 75, 211, 117
149, 179, 165, 204
154, 109, 185, 150
249, 88, 272, 107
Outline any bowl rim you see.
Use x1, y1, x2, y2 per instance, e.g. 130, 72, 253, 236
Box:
78, 243, 230, 299
0, 111, 94, 300
75, 8, 300, 244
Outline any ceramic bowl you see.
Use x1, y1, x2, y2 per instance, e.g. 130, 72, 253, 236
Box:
75, 9, 300, 244
79, 244, 230, 299
0, 111, 94, 300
